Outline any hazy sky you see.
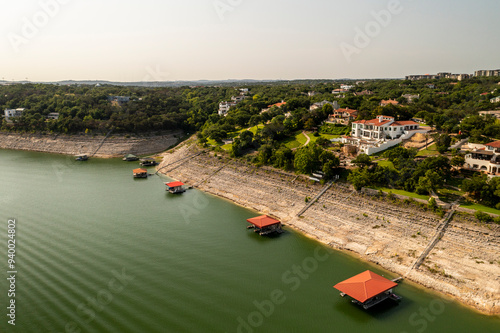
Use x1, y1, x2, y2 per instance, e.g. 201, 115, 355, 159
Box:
1, 0, 499, 81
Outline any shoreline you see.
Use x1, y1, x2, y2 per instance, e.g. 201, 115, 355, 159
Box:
0, 131, 182, 158
157, 138, 500, 316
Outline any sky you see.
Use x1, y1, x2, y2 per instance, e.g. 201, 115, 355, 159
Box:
1, 0, 499, 82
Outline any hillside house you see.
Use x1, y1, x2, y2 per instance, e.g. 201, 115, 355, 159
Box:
328, 108, 358, 125
464, 141, 500, 176
380, 99, 399, 107
310, 100, 339, 112
342, 115, 427, 155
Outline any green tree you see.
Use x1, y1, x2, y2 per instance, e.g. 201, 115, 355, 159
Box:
450, 155, 465, 167
347, 168, 372, 190
352, 154, 372, 167
416, 170, 443, 195
434, 133, 452, 154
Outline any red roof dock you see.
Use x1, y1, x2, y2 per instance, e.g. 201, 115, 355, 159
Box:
133, 168, 148, 178
333, 270, 402, 309
246, 215, 283, 236
165, 181, 186, 194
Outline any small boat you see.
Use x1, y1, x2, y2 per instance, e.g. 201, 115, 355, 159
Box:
75, 154, 88, 161
140, 158, 158, 167
133, 168, 148, 178
123, 154, 139, 161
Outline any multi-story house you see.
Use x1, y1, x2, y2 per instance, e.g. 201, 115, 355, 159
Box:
343, 115, 426, 155
4, 108, 24, 120
380, 99, 399, 107
351, 115, 420, 140
464, 141, 500, 176
328, 108, 358, 125
402, 94, 420, 103
353, 90, 373, 96
310, 100, 339, 112
218, 101, 236, 116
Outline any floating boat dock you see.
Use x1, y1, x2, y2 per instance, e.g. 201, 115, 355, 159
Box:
75, 154, 88, 161
140, 158, 158, 167
133, 168, 148, 178
123, 154, 139, 161
246, 215, 283, 236
333, 270, 402, 309
165, 181, 186, 194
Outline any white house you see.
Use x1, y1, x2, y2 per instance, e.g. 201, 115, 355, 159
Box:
464, 141, 500, 176
343, 115, 427, 155
218, 101, 236, 116
310, 100, 339, 111
332, 88, 348, 95
340, 84, 354, 90
4, 108, 24, 120
402, 94, 420, 103
47, 113, 59, 120
351, 116, 420, 140
490, 96, 500, 103
231, 95, 246, 103
108, 96, 130, 103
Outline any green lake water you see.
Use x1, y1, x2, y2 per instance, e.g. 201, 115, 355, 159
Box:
0, 149, 498, 333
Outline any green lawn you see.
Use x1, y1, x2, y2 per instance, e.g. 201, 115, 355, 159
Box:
371, 187, 430, 200
285, 132, 308, 149
460, 202, 500, 216
207, 138, 219, 146
416, 143, 439, 156
377, 160, 396, 170
297, 132, 308, 145
221, 144, 232, 151
320, 134, 340, 140
437, 188, 463, 203
238, 124, 264, 135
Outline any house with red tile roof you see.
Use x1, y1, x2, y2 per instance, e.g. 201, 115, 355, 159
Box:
380, 99, 399, 107
328, 108, 358, 125
351, 115, 420, 140
342, 115, 428, 155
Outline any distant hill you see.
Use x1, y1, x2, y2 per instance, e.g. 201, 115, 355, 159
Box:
0, 78, 389, 88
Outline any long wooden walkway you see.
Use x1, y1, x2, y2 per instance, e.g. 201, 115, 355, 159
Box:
192, 160, 232, 187
296, 180, 335, 217
406, 203, 458, 275
90, 128, 114, 157
155, 150, 205, 175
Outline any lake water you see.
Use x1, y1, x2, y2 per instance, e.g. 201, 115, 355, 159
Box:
0, 149, 498, 333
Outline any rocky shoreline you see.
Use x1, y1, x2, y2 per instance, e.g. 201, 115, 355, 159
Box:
158, 138, 500, 315
0, 131, 181, 157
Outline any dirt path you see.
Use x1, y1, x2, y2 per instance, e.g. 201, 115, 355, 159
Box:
303, 131, 311, 146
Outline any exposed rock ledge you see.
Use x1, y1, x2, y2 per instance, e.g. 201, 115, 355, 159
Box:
0, 131, 181, 157
158, 138, 500, 316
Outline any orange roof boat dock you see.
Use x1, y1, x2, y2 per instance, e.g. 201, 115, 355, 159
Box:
246, 215, 283, 236
333, 270, 402, 309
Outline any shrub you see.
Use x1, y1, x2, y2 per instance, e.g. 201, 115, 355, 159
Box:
475, 211, 493, 223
